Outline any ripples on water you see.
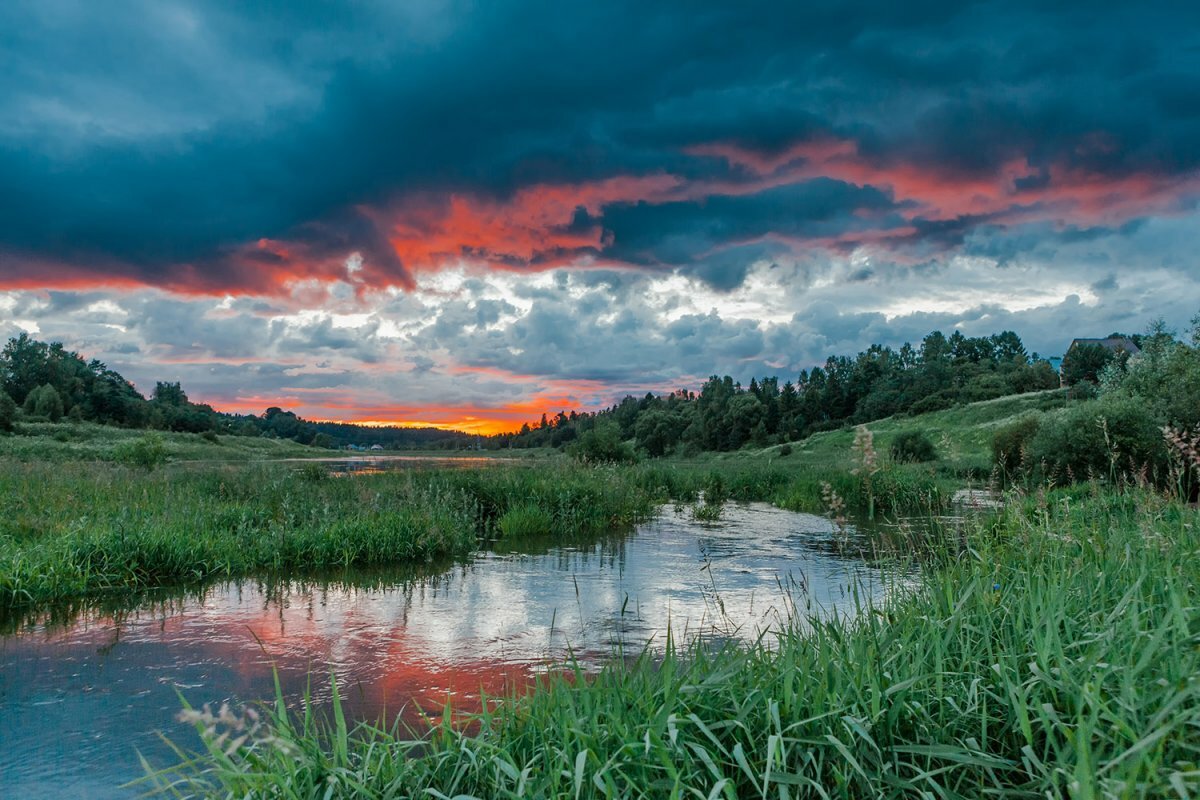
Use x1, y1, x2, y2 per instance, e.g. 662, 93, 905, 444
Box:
0, 502, 912, 799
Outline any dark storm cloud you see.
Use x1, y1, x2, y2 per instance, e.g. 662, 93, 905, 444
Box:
1, 0, 1198, 295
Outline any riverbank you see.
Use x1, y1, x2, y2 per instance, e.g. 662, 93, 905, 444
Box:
0, 449, 959, 611
153, 485, 1200, 797
0, 462, 656, 609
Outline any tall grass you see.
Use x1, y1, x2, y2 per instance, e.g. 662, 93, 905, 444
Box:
150, 488, 1200, 797
0, 461, 656, 609
631, 459, 949, 518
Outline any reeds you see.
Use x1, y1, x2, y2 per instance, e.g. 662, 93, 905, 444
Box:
0, 461, 656, 608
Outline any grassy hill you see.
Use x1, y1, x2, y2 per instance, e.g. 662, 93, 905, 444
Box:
692, 389, 1067, 473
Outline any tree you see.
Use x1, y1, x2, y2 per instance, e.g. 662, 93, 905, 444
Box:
24, 383, 64, 421
569, 421, 636, 463
153, 381, 188, 406
634, 409, 681, 457
1061, 343, 1113, 386
0, 389, 16, 432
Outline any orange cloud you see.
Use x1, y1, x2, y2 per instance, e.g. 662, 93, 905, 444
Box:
693, 136, 1200, 227
7, 136, 1195, 301
374, 173, 682, 277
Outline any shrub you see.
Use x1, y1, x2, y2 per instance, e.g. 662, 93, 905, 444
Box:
777, 443, 793, 457
200, 430, 220, 443
0, 389, 15, 432
568, 422, 637, 464
908, 392, 954, 415
115, 432, 168, 470
991, 415, 1041, 475
889, 430, 937, 463
1029, 396, 1167, 485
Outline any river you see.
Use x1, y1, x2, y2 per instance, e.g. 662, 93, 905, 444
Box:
0, 500, 910, 799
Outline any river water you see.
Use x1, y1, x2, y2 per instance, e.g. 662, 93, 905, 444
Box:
0, 501, 908, 799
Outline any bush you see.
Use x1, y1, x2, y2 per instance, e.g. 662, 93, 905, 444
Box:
889, 430, 937, 463
0, 389, 15, 432
777, 443, 793, 457
908, 392, 955, 415
1029, 396, 1167, 484
115, 432, 168, 470
991, 415, 1041, 475
568, 422, 637, 464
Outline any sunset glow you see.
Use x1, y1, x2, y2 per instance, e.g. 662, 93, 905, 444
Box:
1, 2, 1198, 428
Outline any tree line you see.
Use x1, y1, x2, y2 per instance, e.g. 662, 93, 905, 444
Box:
0, 333, 469, 449
3, 325, 1137, 457
496, 329, 1065, 457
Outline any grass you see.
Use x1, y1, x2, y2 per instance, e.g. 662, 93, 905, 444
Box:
690, 390, 1068, 476
0, 461, 656, 610
0, 420, 320, 462
496, 503, 556, 538
150, 485, 1200, 798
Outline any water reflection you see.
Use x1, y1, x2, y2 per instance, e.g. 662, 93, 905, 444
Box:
0, 502, 910, 799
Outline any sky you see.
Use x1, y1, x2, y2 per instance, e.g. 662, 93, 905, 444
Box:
2, 1, 1199, 433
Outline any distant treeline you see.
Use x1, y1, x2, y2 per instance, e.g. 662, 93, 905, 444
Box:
0, 334, 470, 449
0, 326, 1115, 455
496, 329, 1066, 456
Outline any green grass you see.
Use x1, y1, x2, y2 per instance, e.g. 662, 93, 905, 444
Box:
150, 486, 1200, 798
0, 461, 656, 609
496, 503, 557, 538
0, 420, 320, 462
692, 390, 1068, 475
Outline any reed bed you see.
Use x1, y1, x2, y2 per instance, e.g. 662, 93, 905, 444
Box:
151, 487, 1200, 798
0, 461, 656, 608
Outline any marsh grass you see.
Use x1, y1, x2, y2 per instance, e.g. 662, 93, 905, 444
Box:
0, 461, 656, 608
497, 504, 556, 538
149, 487, 1200, 798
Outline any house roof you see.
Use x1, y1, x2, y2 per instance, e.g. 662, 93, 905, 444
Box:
1068, 337, 1141, 356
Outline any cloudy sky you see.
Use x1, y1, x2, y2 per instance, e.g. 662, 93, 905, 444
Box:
2, 1, 1198, 432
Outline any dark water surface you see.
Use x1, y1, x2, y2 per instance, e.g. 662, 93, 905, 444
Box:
0, 502, 906, 799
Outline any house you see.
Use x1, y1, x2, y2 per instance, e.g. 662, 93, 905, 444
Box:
1067, 337, 1141, 357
